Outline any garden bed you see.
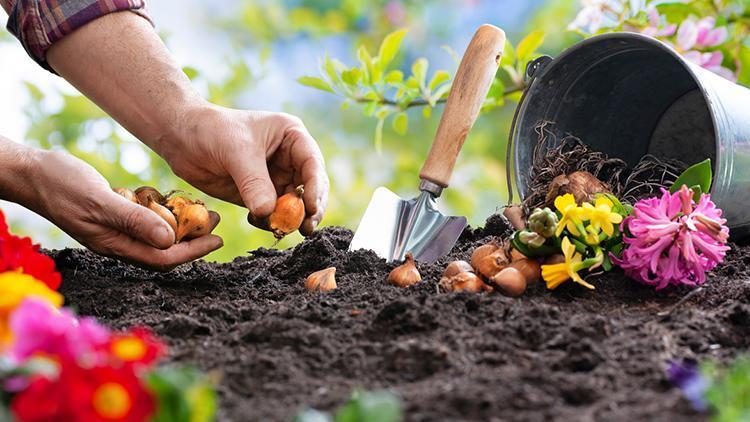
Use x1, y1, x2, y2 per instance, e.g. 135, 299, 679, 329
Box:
53, 215, 749, 421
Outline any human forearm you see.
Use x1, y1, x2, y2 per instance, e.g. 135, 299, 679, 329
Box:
45, 11, 204, 157
0, 136, 36, 208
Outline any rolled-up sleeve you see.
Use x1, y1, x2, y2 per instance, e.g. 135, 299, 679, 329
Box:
1, 0, 153, 72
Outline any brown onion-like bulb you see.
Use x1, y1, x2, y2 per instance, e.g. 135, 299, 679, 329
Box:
305, 267, 337, 292
489, 267, 527, 297
175, 203, 210, 242
269, 185, 306, 239
388, 253, 422, 288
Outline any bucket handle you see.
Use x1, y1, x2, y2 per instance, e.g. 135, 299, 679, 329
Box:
505, 55, 553, 205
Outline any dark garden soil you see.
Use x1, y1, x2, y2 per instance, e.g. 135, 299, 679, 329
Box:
51, 214, 750, 422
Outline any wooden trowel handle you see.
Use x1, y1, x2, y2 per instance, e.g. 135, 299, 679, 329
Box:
419, 24, 505, 191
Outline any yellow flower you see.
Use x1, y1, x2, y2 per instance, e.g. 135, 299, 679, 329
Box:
584, 225, 601, 246
0, 271, 63, 346
541, 237, 594, 290
581, 196, 623, 237
554, 194, 584, 237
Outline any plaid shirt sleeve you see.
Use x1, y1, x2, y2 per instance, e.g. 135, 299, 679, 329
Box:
1, 0, 153, 72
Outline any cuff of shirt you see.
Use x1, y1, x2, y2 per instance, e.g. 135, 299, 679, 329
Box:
5, 0, 153, 73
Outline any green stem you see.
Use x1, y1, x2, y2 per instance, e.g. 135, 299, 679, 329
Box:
353, 84, 526, 109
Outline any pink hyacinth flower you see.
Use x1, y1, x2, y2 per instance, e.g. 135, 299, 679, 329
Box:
8, 298, 111, 363
674, 16, 735, 81
613, 185, 729, 290
641, 7, 677, 37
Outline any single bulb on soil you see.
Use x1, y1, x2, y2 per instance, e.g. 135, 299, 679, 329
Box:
441, 271, 492, 293
175, 203, 211, 243
443, 261, 474, 279
305, 267, 337, 292
509, 247, 528, 262
471, 243, 500, 272
113, 187, 138, 203
490, 267, 527, 297
503, 205, 526, 230
476, 250, 511, 280
510, 258, 541, 284
388, 253, 422, 288
269, 185, 306, 239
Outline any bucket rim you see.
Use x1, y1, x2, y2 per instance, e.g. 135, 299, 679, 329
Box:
511, 31, 720, 199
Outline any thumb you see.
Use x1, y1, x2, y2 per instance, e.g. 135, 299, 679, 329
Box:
104, 192, 175, 249
227, 154, 277, 218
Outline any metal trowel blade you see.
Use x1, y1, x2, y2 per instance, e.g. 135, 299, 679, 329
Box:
349, 187, 467, 263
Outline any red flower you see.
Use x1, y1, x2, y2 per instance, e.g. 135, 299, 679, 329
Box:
0, 211, 8, 236
11, 360, 155, 422
109, 327, 166, 368
0, 230, 61, 290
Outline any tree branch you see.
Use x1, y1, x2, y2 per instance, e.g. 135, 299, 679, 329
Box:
353, 84, 527, 109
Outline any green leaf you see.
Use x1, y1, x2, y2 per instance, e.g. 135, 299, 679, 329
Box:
385, 70, 404, 84
357, 46, 375, 84
500, 39, 516, 67
422, 106, 432, 119
363, 101, 377, 117
182, 66, 199, 80
335, 391, 402, 422
516, 30, 545, 63
428, 70, 450, 91
298, 76, 335, 93
670, 159, 712, 201
392, 112, 408, 136
655, 2, 698, 22
23, 81, 44, 102
738, 45, 750, 87
378, 29, 408, 69
411, 58, 429, 88
374, 118, 385, 154
341, 68, 362, 86
147, 366, 217, 422
602, 253, 613, 272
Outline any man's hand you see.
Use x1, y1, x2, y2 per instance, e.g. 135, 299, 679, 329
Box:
46, 12, 330, 237
18, 146, 223, 270
161, 106, 328, 235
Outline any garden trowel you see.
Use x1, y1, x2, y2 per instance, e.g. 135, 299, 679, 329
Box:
349, 24, 506, 263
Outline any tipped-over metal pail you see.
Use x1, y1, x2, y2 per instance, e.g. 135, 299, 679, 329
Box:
509, 32, 750, 236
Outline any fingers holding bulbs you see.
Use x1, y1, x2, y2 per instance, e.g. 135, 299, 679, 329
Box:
113, 187, 218, 244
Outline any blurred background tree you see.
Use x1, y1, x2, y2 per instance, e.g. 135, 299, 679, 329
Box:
0, 0, 747, 262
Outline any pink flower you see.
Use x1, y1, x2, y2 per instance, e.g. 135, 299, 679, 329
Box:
614, 186, 729, 290
8, 298, 110, 364
674, 16, 736, 80
569, 0, 626, 33
641, 7, 677, 37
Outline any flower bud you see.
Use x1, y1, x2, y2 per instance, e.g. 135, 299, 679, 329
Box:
527, 207, 558, 238
518, 230, 546, 249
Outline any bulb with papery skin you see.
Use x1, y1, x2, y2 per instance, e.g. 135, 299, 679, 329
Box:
269, 185, 306, 239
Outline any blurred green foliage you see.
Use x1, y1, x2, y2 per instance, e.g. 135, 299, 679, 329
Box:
295, 390, 402, 422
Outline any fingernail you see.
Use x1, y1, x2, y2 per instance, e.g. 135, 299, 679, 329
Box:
152, 225, 173, 246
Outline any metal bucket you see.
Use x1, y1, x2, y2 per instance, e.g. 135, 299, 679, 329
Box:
509, 32, 750, 236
